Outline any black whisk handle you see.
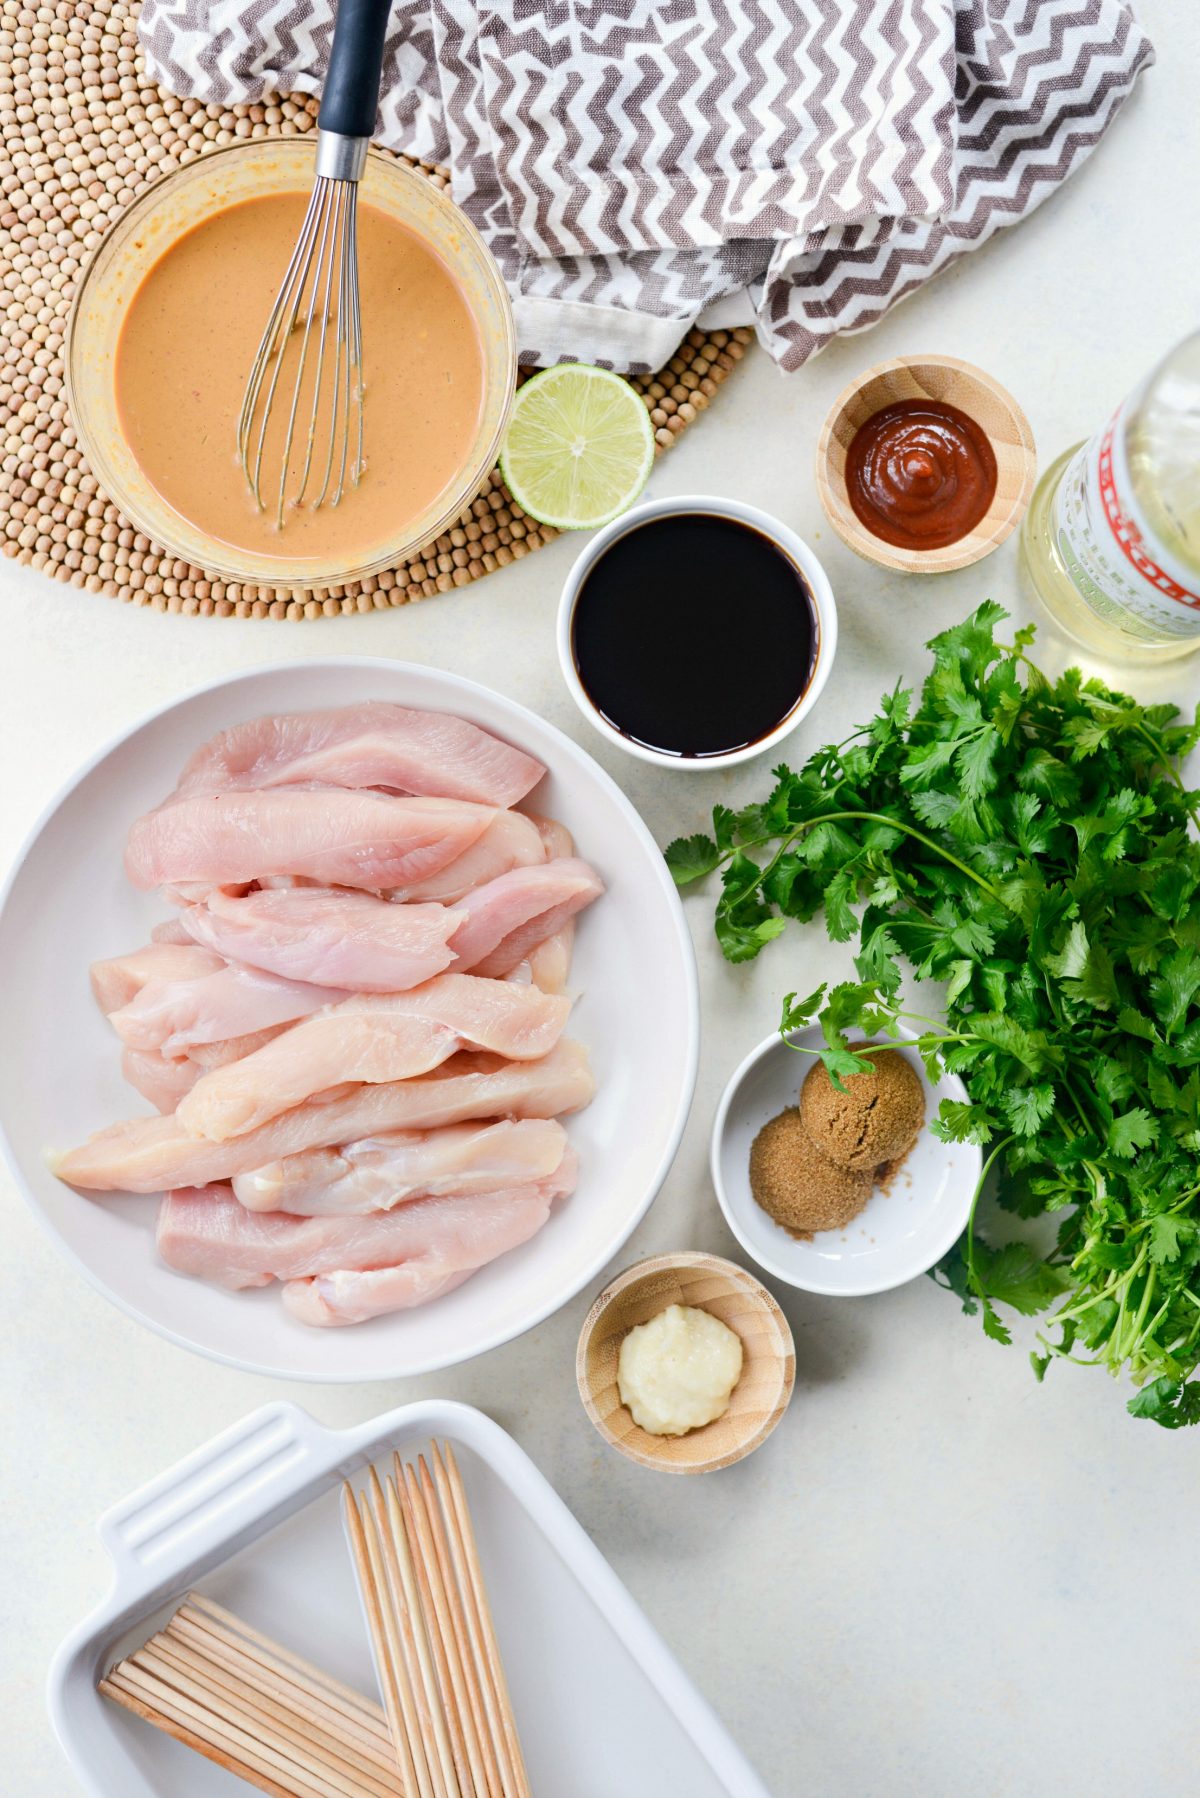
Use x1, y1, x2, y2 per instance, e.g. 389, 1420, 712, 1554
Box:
319, 0, 392, 143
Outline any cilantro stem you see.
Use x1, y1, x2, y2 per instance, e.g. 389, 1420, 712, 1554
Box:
1109, 1244, 1149, 1368
724, 810, 1003, 905
963, 1134, 1014, 1298
1122, 1263, 1158, 1365
1131, 723, 1200, 834
1134, 1291, 1173, 1364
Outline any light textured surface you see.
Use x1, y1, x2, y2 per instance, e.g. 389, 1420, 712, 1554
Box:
3, 7, 1200, 1791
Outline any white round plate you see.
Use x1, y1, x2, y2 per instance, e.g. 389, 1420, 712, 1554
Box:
711, 1024, 981, 1297
0, 660, 698, 1380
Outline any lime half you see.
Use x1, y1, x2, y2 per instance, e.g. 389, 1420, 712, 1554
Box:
499, 364, 656, 531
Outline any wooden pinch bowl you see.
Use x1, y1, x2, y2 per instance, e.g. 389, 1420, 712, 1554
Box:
815, 354, 1036, 574
576, 1252, 795, 1473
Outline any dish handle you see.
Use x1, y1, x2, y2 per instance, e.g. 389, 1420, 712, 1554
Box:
95, 1400, 336, 1600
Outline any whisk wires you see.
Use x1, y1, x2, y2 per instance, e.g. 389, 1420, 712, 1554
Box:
237, 176, 365, 531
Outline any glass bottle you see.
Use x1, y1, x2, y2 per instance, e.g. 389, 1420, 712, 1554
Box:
1020, 331, 1200, 661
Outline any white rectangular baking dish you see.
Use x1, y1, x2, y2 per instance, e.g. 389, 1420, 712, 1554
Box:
49, 1400, 771, 1797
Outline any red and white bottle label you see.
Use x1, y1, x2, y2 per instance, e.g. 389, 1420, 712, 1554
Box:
1052, 399, 1200, 640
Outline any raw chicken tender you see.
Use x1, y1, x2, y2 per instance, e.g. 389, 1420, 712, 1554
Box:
282, 1160, 573, 1325
150, 918, 194, 945
91, 942, 223, 1015
385, 809, 545, 903
174, 703, 545, 809
109, 961, 345, 1056
121, 1048, 198, 1113
55, 1041, 595, 1192
525, 923, 575, 994
234, 1117, 570, 1214
180, 886, 458, 991
177, 975, 571, 1141
125, 790, 497, 893
530, 816, 574, 858
448, 859, 603, 977
121, 1028, 287, 1112
159, 1151, 574, 1301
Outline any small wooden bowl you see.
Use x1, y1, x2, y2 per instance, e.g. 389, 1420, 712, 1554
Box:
815, 354, 1036, 574
576, 1252, 795, 1473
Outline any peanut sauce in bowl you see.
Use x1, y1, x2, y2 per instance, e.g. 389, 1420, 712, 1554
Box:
115, 194, 486, 565
65, 140, 516, 588
844, 398, 998, 551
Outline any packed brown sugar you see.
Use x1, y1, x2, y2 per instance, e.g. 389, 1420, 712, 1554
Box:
115, 193, 485, 561
799, 1045, 925, 1171
749, 1107, 874, 1239
749, 1047, 926, 1238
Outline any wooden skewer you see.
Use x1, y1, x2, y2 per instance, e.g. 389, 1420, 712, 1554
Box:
432, 1445, 532, 1798
169, 1611, 395, 1762
378, 1466, 461, 1798
99, 1675, 299, 1798
183, 1593, 393, 1726
416, 1453, 504, 1798
166, 1611, 398, 1767
148, 1633, 400, 1797
134, 1642, 386, 1798
104, 1661, 335, 1798
399, 1456, 488, 1798
344, 1480, 425, 1798
366, 1465, 443, 1798
101, 1597, 406, 1796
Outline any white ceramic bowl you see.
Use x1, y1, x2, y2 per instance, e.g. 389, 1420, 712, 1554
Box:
556, 494, 838, 770
711, 1024, 981, 1297
0, 661, 698, 1381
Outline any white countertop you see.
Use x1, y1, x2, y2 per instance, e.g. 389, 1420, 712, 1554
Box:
4, 6, 1199, 1790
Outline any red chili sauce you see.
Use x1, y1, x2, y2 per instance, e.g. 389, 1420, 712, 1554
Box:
844, 399, 997, 551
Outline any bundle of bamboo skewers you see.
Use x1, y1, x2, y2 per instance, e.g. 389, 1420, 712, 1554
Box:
100, 1592, 403, 1797
343, 1442, 530, 1798
100, 1440, 531, 1798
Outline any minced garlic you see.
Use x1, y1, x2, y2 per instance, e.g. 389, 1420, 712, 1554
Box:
617, 1303, 743, 1436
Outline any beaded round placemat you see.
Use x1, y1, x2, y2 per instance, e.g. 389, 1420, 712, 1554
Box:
0, 0, 751, 619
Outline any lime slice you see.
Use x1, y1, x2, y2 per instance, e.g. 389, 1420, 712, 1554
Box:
499, 364, 656, 530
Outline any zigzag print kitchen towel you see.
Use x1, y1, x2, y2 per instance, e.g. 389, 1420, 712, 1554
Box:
139, 0, 1153, 372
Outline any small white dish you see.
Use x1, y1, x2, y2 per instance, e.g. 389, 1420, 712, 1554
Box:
711, 1024, 981, 1297
556, 493, 838, 771
0, 660, 699, 1382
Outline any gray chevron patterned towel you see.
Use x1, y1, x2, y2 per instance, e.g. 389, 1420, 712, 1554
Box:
138, 0, 1152, 372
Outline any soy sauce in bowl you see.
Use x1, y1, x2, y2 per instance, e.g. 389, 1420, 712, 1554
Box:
570, 512, 820, 760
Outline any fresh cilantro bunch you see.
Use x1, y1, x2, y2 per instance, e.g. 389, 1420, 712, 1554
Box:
668, 602, 1200, 1428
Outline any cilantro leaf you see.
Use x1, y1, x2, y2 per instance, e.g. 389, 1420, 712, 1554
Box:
1128, 1377, 1200, 1428
822, 868, 859, 942
1003, 1084, 1056, 1138
1043, 918, 1089, 980
715, 911, 786, 963
664, 833, 720, 886
1107, 1108, 1156, 1158
780, 987, 827, 1033
955, 726, 1001, 800
1148, 1214, 1187, 1265
1150, 949, 1200, 1036
974, 1241, 1070, 1316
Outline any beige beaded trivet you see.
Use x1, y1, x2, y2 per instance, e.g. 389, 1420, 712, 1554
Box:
0, 0, 751, 620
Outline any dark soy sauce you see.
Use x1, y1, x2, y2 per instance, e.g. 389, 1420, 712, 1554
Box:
571, 512, 818, 758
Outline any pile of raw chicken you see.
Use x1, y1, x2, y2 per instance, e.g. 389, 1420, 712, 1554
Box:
56, 703, 602, 1327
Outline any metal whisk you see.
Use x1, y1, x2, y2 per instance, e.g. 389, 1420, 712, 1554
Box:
238, 0, 393, 529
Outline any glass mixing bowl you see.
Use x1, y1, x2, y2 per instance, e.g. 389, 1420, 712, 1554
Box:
65, 139, 516, 589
